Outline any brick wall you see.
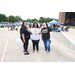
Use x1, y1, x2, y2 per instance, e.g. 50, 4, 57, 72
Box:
59, 12, 66, 24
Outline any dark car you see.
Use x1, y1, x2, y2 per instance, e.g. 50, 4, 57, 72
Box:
0, 24, 5, 28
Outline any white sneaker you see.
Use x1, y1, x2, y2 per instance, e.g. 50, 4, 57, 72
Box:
45, 51, 47, 53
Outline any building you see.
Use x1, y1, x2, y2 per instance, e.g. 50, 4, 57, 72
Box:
65, 12, 75, 26
59, 12, 75, 26
59, 12, 66, 24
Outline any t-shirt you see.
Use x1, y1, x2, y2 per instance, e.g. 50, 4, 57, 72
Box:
16, 26, 18, 28
20, 26, 31, 40
30, 28, 41, 40
41, 27, 52, 39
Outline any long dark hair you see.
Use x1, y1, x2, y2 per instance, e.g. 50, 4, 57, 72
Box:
43, 22, 48, 27
32, 22, 39, 28
22, 21, 27, 27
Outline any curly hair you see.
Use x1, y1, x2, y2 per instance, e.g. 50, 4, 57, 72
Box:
32, 21, 39, 28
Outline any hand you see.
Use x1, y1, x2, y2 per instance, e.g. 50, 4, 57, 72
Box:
27, 29, 30, 31
23, 40, 25, 43
50, 38, 51, 42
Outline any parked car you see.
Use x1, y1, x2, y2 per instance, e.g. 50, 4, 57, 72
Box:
0, 24, 5, 28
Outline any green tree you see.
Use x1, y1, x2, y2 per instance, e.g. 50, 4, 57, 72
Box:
18, 16, 22, 21
31, 18, 37, 22
15, 16, 23, 22
0, 13, 23, 22
0, 13, 7, 22
39, 17, 43, 23
6, 17, 9, 22
9, 15, 16, 23
15, 16, 19, 22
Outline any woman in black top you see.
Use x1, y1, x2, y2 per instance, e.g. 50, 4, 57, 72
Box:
41, 22, 52, 54
20, 21, 31, 55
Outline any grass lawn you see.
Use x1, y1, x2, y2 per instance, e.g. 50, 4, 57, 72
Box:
70, 26, 75, 29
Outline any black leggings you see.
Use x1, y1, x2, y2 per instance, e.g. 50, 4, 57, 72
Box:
32, 40, 39, 51
21, 38, 29, 52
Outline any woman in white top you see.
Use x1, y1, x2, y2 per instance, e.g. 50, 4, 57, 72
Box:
30, 22, 41, 53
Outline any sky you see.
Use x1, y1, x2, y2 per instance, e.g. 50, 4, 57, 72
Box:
0, 12, 59, 20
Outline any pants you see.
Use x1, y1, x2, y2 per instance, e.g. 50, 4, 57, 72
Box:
21, 38, 29, 52
56, 29, 60, 32
11, 27, 13, 30
43, 39, 50, 52
53, 27, 55, 31
32, 40, 39, 51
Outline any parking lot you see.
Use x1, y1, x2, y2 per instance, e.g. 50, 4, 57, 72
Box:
0, 27, 75, 62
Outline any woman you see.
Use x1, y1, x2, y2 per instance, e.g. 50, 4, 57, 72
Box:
20, 21, 31, 55
53, 24, 55, 31
30, 22, 41, 53
41, 22, 52, 54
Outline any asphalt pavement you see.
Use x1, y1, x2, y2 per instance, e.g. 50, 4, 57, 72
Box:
0, 27, 75, 62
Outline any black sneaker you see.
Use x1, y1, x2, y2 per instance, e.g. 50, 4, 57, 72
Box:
24, 52, 30, 55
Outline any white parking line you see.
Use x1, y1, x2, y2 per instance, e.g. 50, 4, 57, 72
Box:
61, 31, 75, 46
16, 38, 21, 41
1, 41, 8, 62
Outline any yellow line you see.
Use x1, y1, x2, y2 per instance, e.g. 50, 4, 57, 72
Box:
1, 41, 8, 62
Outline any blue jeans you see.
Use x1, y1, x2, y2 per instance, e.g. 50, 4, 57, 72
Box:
43, 39, 50, 52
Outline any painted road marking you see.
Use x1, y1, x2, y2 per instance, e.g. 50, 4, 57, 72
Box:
61, 31, 75, 46
1, 41, 8, 62
16, 38, 21, 41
